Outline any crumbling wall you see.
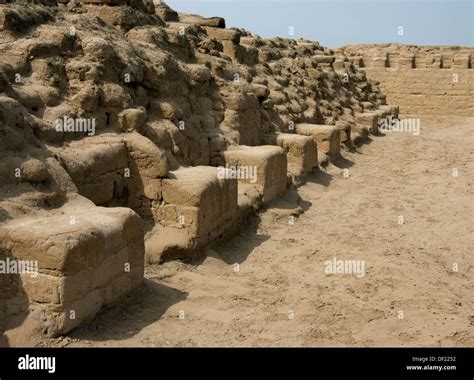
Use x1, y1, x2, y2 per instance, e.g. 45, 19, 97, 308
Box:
0, 0, 399, 344
339, 44, 474, 116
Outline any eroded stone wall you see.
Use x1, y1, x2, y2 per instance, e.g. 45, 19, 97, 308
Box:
339, 44, 474, 116
0, 0, 398, 344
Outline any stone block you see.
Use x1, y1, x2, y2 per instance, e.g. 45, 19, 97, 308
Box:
355, 112, 380, 135
205, 27, 240, 42
161, 166, 237, 238
221, 145, 287, 203
265, 133, 317, 175
180, 14, 225, 28
0, 195, 144, 337
295, 124, 341, 158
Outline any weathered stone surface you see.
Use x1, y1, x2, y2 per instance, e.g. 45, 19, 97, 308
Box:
160, 166, 237, 235
222, 145, 287, 203
295, 124, 341, 158
0, 1, 405, 344
0, 4, 56, 33
355, 112, 380, 135
153, 0, 178, 21
121, 133, 169, 179
351, 125, 370, 145
145, 225, 192, 263
340, 44, 474, 116
118, 108, 147, 132
265, 133, 317, 176
20, 159, 51, 183
313, 55, 335, 64
335, 121, 352, 150
0, 194, 144, 340
205, 27, 240, 42
180, 13, 225, 28
52, 139, 128, 205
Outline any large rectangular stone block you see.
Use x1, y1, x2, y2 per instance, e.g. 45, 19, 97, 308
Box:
355, 112, 380, 135
205, 27, 240, 42
0, 195, 144, 339
161, 166, 237, 239
265, 133, 318, 176
221, 145, 287, 203
295, 124, 341, 158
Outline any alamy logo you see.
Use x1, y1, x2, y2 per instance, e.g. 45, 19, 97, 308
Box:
324, 257, 365, 278
379, 116, 420, 136
55, 116, 96, 136
0, 258, 38, 278
217, 163, 258, 184
18, 355, 56, 374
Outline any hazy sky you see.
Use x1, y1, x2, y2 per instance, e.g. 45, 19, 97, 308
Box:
166, 0, 474, 48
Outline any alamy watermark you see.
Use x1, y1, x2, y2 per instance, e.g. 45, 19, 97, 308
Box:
324, 257, 365, 278
217, 163, 258, 184
379, 116, 420, 136
55, 116, 96, 136
18, 355, 55, 374
0, 258, 38, 278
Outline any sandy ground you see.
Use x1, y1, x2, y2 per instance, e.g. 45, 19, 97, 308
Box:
62, 115, 473, 347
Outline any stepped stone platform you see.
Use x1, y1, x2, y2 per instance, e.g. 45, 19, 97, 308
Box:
0, 195, 144, 342
295, 124, 341, 158
221, 145, 288, 203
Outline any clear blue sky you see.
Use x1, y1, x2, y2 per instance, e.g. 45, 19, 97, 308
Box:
166, 0, 474, 48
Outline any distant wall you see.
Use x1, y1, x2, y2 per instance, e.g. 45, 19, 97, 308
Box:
339, 45, 474, 116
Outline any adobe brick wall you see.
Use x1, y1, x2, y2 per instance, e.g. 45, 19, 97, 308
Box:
338, 44, 474, 116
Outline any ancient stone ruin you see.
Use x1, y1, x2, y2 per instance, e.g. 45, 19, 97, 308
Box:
2, 0, 470, 346
338, 44, 474, 116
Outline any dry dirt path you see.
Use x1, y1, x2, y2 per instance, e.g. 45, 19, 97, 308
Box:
65, 115, 473, 347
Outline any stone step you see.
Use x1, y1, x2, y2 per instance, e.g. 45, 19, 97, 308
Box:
264, 133, 318, 181
146, 165, 237, 263
221, 145, 288, 203
0, 194, 144, 343
355, 112, 380, 135
51, 133, 169, 216
51, 137, 129, 206
295, 123, 341, 158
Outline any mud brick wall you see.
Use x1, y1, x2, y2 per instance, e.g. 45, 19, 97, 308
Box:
339, 45, 474, 116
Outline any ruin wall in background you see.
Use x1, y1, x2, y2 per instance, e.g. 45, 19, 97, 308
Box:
340, 45, 474, 116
